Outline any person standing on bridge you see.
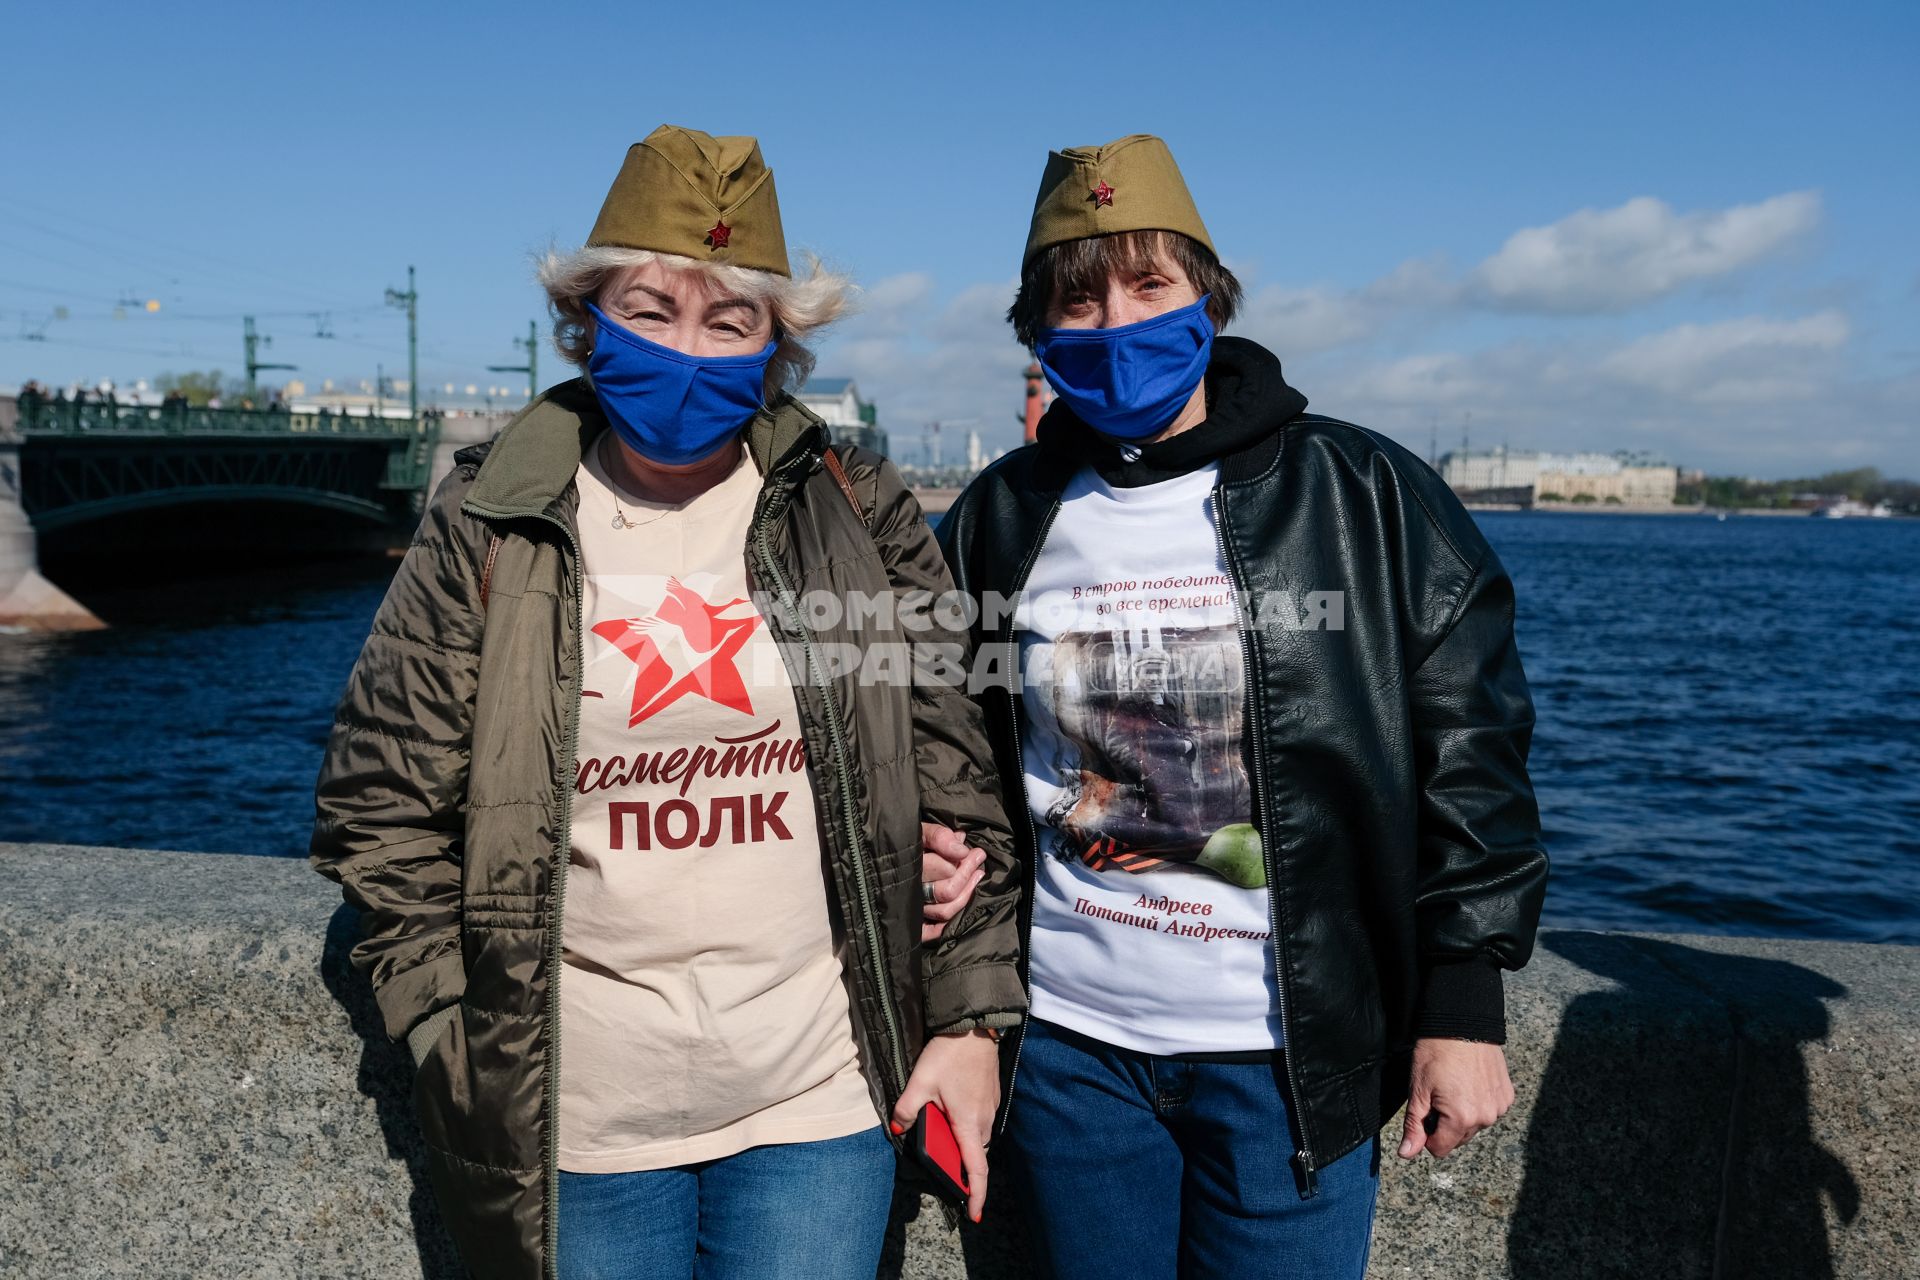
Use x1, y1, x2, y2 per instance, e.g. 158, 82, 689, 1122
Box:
310, 125, 1019, 1280
935, 134, 1550, 1279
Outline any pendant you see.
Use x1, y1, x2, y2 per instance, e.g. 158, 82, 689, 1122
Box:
612, 512, 626, 530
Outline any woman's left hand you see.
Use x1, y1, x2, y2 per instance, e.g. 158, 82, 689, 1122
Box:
921, 823, 987, 943
890, 1029, 1002, 1223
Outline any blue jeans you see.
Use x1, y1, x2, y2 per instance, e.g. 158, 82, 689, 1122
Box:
1004, 1018, 1380, 1280
555, 1125, 895, 1280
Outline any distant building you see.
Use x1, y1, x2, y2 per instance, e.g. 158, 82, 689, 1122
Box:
1441, 446, 1678, 506
1534, 467, 1678, 505
797, 377, 889, 457
1440, 447, 1636, 490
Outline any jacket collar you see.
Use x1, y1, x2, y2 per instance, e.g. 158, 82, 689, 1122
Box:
461, 376, 830, 521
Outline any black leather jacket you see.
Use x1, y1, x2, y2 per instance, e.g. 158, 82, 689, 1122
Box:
937, 337, 1549, 1194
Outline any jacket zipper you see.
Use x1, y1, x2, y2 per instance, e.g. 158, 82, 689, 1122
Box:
461, 499, 584, 1280
750, 456, 910, 1097
1209, 488, 1318, 1195
989, 496, 1064, 1139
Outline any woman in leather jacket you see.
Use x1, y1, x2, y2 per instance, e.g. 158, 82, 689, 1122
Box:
936, 132, 1548, 1280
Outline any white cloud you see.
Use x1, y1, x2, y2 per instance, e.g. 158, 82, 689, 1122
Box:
805, 190, 1914, 478
811, 274, 1029, 461
1237, 285, 1381, 354
816, 287, 1908, 474
1467, 191, 1821, 312
1233, 192, 1824, 358
852, 270, 934, 318
1234, 256, 1457, 356
1362, 352, 1490, 406
1293, 309, 1901, 474
1598, 311, 1848, 401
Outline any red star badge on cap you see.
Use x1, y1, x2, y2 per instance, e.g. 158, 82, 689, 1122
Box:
706, 220, 732, 249
1091, 180, 1115, 208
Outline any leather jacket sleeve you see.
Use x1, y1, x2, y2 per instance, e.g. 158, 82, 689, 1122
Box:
309, 466, 483, 1045
862, 455, 1026, 1036
1405, 535, 1549, 1043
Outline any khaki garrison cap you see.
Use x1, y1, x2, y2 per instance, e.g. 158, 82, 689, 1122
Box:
587, 125, 791, 276
1022, 133, 1215, 267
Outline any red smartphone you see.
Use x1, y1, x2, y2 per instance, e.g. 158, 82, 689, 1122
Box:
906, 1101, 971, 1205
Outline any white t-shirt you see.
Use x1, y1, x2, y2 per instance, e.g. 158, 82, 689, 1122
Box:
1015, 462, 1283, 1055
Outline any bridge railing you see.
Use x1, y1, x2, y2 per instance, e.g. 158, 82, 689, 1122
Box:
14, 398, 433, 442
13, 398, 443, 500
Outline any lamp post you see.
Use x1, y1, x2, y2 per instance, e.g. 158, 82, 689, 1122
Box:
384, 266, 418, 417
243, 316, 295, 400
487, 320, 539, 404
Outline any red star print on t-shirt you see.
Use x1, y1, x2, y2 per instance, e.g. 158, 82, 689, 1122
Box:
590, 578, 761, 726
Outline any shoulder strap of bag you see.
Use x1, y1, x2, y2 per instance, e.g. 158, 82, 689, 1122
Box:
820, 446, 872, 529
479, 532, 503, 610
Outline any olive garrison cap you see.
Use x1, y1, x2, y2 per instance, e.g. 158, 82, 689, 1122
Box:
1022, 133, 1214, 267
587, 125, 791, 276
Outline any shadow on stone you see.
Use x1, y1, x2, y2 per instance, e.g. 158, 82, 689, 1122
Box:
875, 1155, 1040, 1279
1509, 933, 1860, 1279
877, 1179, 920, 1279
319, 904, 466, 1279
957, 1148, 1040, 1280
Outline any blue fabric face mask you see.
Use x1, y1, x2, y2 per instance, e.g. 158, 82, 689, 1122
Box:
1033, 295, 1214, 440
584, 301, 776, 466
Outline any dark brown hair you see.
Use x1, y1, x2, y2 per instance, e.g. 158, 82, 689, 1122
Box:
1007, 229, 1243, 348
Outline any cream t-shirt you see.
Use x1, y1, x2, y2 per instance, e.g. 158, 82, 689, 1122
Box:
557, 437, 879, 1173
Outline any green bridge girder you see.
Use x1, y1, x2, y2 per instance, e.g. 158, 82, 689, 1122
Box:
13, 400, 440, 533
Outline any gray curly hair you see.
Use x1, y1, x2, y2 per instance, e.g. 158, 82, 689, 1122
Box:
536, 245, 853, 395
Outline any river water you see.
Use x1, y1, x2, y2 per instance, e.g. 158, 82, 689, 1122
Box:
1, 511, 1915, 944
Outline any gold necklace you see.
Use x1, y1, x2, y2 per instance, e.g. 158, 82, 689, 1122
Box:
599, 434, 681, 530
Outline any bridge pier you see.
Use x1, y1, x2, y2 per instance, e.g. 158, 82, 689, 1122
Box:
0, 399, 103, 631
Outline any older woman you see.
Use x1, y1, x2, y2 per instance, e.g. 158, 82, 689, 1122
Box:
311, 126, 1021, 1280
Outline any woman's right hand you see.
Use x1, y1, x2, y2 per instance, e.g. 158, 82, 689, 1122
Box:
891, 1029, 1002, 1223
920, 823, 987, 943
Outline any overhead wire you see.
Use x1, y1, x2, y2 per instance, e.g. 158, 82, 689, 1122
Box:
0, 199, 521, 395
0, 194, 380, 312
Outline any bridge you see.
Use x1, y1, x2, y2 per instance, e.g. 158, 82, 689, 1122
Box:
1, 396, 440, 628
13, 398, 437, 529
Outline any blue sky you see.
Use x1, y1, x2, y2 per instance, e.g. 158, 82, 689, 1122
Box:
3, 1, 1915, 476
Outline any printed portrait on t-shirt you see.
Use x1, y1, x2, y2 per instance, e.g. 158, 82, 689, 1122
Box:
1031, 624, 1264, 888
1014, 466, 1281, 1050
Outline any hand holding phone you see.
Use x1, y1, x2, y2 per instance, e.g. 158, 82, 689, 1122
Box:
891, 1031, 1000, 1222
906, 1101, 971, 1206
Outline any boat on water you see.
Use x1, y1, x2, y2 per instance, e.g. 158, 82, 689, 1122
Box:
1809, 499, 1894, 518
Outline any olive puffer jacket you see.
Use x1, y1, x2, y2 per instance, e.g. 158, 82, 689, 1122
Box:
311, 380, 1024, 1280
